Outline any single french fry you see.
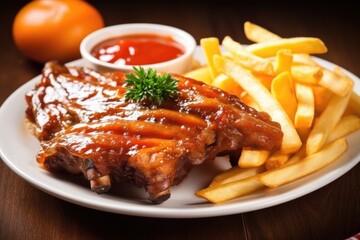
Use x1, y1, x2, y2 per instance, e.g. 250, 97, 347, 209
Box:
196, 175, 264, 203
252, 72, 273, 90
200, 37, 222, 81
214, 55, 302, 154
209, 166, 264, 187
232, 52, 274, 75
349, 92, 360, 117
222, 36, 243, 52
312, 85, 334, 114
332, 65, 360, 116
274, 49, 293, 74
223, 36, 274, 75
184, 66, 212, 85
306, 91, 351, 155
246, 37, 328, 58
271, 72, 297, 122
244, 21, 321, 76
238, 148, 270, 168
244, 21, 281, 43
285, 127, 311, 166
318, 68, 353, 97
212, 73, 243, 96
292, 54, 319, 66
326, 115, 360, 144
260, 138, 348, 188
291, 64, 323, 84
294, 83, 315, 129
286, 144, 306, 166
265, 151, 290, 170
244, 22, 320, 67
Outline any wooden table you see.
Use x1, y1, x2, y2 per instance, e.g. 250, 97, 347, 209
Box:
1, 1, 359, 239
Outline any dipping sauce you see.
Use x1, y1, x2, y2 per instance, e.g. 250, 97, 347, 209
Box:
90, 34, 185, 66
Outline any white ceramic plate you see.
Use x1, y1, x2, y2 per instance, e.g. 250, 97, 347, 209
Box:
1, 47, 359, 218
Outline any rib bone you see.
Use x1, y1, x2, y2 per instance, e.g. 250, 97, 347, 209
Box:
90, 175, 111, 193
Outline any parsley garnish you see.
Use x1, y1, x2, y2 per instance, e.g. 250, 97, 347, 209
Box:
124, 66, 179, 105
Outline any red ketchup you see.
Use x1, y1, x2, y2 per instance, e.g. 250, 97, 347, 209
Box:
90, 34, 185, 66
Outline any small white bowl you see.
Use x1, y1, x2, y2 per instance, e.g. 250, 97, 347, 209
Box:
80, 23, 196, 74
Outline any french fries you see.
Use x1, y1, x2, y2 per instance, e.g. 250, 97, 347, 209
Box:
291, 64, 323, 84
187, 21, 360, 204
214, 55, 302, 154
238, 148, 269, 168
293, 53, 319, 66
294, 83, 315, 129
244, 21, 281, 42
271, 71, 297, 122
200, 37, 222, 81
349, 92, 360, 116
325, 115, 360, 144
196, 175, 264, 203
222, 36, 243, 52
246, 37, 328, 58
260, 138, 348, 188
333, 66, 360, 116
209, 166, 264, 187
212, 73, 243, 96
265, 151, 290, 170
184, 66, 212, 85
306, 91, 351, 155
274, 49, 292, 74
312, 85, 333, 114
318, 69, 354, 97
223, 36, 274, 75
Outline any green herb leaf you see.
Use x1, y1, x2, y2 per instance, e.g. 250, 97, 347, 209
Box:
124, 66, 179, 105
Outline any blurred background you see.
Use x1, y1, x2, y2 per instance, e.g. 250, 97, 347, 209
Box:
1, 0, 358, 106
3, 2, 359, 67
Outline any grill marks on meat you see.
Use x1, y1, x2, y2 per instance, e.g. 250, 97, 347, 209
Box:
25, 61, 283, 204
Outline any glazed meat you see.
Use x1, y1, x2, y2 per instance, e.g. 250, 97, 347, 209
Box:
25, 61, 283, 204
